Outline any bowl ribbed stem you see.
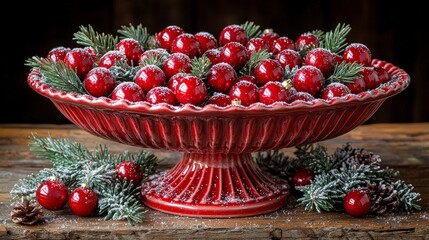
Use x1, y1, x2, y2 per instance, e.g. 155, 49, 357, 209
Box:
141, 153, 290, 217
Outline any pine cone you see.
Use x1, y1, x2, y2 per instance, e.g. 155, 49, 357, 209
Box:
11, 199, 44, 225
367, 181, 400, 215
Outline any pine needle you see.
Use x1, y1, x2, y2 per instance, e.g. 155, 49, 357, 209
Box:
241, 21, 262, 39
25, 57, 86, 94
327, 62, 363, 83
73, 25, 118, 56
190, 55, 211, 79
321, 23, 351, 54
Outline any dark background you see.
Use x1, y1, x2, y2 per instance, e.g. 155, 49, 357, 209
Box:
2, 0, 427, 124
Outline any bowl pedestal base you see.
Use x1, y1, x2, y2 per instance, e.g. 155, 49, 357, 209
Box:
141, 153, 290, 217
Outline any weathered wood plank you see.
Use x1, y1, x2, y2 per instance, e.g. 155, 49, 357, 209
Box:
0, 123, 428, 239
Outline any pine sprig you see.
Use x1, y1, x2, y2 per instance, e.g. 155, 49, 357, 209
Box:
118, 24, 149, 46
320, 23, 351, 54
110, 59, 141, 82
190, 55, 211, 79
295, 144, 335, 174
73, 25, 118, 56
297, 174, 341, 212
98, 179, 145, 224
11, 135, 158, 223
29, 134, 92, 168
25, 57, 86, 94
256, 143, 421, 215
239, 50, 271, 76
327, 62, 363, 84
241, 21, 262, 39
139, 54, 164, 68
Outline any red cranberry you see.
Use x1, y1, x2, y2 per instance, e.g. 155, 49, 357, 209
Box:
229, 81, 259, 106
175, 75, 207, 105
259, 81, 290, 105
162, 53, 192, 79
84, 67, 116, 97
111, 82, 145, 101
275, 49, 302, 69
305, 48, 335, 77
343, 43, 372, 66
220, 42, 248, 68
292, 66, 325, 96
219, 24, 248, 46
254, 59, 284, 86
171, 33, 201, 58
156, 26, 185, 51
195, 32, 218, 53
146, 86, 178, 105
208, 93, 231, 107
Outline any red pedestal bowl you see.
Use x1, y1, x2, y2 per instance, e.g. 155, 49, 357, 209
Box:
27, 59, 410, 217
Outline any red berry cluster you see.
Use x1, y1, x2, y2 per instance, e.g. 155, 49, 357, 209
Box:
35, 161, 143, 217
46, 24, 390, 107
292, 168, 372, 218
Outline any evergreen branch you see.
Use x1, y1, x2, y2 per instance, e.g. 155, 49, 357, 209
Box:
295, 144, 335, 174
321, 23, 351, 54
241, 21, 262, 39
140, 53, 164, 68
132, 151, 158, 177
239, 50, 270, 76
73, 25, 118, 56
394, 180, 421, 212
29, 134, 92, 168
110, 59, 141, 82
297, 174, 341, 212
118, 23, 149, 46
98, 179, 145, 224
25, 57, 86, 94
327, 62, 363, 84
76, 161, 116, 194
190, 55, 211, 79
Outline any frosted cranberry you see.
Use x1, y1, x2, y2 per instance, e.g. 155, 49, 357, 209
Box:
270, 37, 296, 55
203, 49, 221, 65
289, 91, 315, 102
220, 42, 248, 68
259, 81, 290, 105
305, 48, 335, 77
219, 24, 248, 46
292, 66, 325, 96
361, 67, 380, 90
47, 47, 70, 62
135, 65, 166, 93
146, 86, 178, 105
116, 38, 144, 65
207, 63, 237, 93
260, 31, 280, 47
246, 38, 269, 55
195, 32, 218, 53
208, 93, 231, 107
343, 43, 372, 66
163, 53, 192, 79
229, 81, 259, 106
254, 59, 284, 86
139, 49, 169, 64
168, 72, 188, 94
175, 76, 207, 105
171, 33, 201, 58
84, 67, 116, 97
275, 49, 302, 69
98, 50, 126, 69
64, 48, 94, 79
111, 82, 145, 102
321, 83, 351, 100
156, 26, 185, 51
295, 33, 319, 51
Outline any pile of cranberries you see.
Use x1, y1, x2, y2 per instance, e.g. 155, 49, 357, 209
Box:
45, 24, 390, 107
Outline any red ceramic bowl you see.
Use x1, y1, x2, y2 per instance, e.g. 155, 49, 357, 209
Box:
28, 59, 410, 217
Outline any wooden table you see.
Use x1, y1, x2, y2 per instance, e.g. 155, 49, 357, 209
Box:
0, 123, 428, 239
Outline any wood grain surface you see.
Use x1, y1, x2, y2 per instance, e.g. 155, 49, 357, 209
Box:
0, 123, 428, 239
